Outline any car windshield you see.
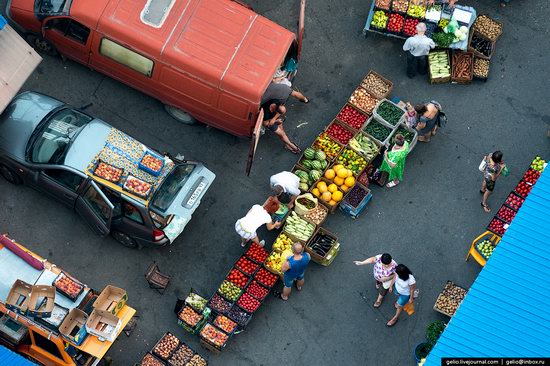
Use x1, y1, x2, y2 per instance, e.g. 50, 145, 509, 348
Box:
151, 164, 195, 211
29, 108, 92, 164
36, 0, 72, 15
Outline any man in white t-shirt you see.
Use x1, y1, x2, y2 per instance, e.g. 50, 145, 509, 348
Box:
387, 264, 417, 327
235, 197, 281, 247
403, 22, 435, 78
270, 171, 301, 208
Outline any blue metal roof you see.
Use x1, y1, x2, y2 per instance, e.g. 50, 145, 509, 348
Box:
425, 166, 550, 364
0, 345, 37, 365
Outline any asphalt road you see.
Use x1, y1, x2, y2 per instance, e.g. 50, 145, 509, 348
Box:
1, 1, 550, 365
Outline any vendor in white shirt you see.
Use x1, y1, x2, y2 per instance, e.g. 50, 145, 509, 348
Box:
235, 197, 281, 247
403, 22, 435, 78
270, 171, 301, 208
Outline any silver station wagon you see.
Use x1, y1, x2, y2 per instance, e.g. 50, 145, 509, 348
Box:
0, 92, 215, 248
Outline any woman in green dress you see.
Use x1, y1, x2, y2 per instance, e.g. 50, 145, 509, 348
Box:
380, 134, 410, 188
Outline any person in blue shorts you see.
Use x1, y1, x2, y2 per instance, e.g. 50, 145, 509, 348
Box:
387, 264, 416, 327
280, 242, 310, 300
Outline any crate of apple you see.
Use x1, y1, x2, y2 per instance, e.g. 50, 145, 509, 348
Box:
403, 18, 419, 36
245, 243, 269, 263
200, 323, 228, 348
139, 153, 164, 176
246, 280, 269, 301
522, 169, 541, 185
235, 256, 259, 276
124, 175, 152, 198
487, 217, 506, 236
237, 293, 260, 313
505, 192, 524, 211
387, 13, 404, 33
326, 121, 355, 145
255, 268, 278, 288
226, 268, 249, 289
514, 180, 532, 198
53, 272, 84, 301
337, 105, 368, 130
94, 161, 123, 183
496, 205, 516, 224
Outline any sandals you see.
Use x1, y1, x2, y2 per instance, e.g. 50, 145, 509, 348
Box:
481, 202, 491, 213
285, 143, 301, 154
386, 318, 399, 327
294, 282, 302, 292
386, 181, 399, 188
274, 291, 288, 301
373, 299, 383, 308
302, 97, 310, 104
480, 189, 486, 194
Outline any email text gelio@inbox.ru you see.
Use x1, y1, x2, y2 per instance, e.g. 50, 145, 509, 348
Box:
442, 358, 549, 365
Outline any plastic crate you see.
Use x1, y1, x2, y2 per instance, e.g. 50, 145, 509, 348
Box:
363, 116, 396, 146
372, 99, 406, 128
138, 151, 165, 176
394, 122, 418, 152
339, 185, 373, 219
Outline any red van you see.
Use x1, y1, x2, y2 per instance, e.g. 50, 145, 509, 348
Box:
6, 0, 305, 172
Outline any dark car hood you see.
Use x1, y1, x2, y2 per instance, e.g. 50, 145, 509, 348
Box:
0, 92, 63, 160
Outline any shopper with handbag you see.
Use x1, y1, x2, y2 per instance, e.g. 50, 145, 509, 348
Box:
479, 151, 507, 213
354, 253, 397, 308
387, 264, 416, 327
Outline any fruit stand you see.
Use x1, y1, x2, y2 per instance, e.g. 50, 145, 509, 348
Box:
466, 156, 547, 267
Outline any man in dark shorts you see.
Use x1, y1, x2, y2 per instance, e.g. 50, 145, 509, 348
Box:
261, 82, 309, 105
261, 101, 301, 154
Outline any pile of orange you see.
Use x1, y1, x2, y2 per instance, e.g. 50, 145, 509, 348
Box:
311, 165, 356, 206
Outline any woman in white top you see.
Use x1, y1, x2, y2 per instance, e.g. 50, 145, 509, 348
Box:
235, 197, 281, 247
387, 264, 416, 327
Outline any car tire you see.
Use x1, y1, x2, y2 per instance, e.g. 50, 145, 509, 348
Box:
26, 34, 57, 56
0, 165, 22, 185
164, 105, 197, 125
111, 230, 138, 249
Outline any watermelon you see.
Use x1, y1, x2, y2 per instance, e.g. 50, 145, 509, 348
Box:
295, 170, 309, 183
311, 160, 322, 170
299, 183, 309, 191
309, 170, 321, 181
302, 160, 314, 170
304, 148, 316, 160
315, 150, 326, 161
320, 160, 328, 169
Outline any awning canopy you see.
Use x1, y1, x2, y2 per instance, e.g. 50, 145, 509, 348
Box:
0, 345, 38, 365
425, 166, 550, 364
0, 17, 42, 113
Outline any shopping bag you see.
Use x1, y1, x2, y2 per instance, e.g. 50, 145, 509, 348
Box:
478, 158, 487, 172
294, 193, 318, 215
403, 302, 415, 315
501, 165, 510, 177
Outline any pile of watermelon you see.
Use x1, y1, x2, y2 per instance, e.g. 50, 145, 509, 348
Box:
295, 148, 329, 191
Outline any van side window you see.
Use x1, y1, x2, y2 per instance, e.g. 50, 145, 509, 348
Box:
123, 202, 144, 224
43, 169, 83, 192
99, 38, 154, 77
32, 331, 64, 360
46, 18, 90, 44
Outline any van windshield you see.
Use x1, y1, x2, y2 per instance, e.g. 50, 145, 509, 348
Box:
151, 164, 195, 212
35, 0, 72, 16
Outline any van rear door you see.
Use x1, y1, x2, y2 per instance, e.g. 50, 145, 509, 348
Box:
246, 109, 264, 176
297, 0, 306, 60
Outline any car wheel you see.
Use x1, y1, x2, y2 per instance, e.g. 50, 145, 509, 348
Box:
0, 165, 22, 185
26, 34, 57, 56
111, 231, 138, 249
164, 105, 197, 125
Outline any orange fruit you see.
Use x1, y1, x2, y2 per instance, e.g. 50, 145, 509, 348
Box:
324, 169, 336, 179
337, 168, 348, 178
328, 199, 337, 206
332, 191, 343, 202
340, 184, 349, 192
346, 169, 353, 178
333, 164, 344, 172
321, 191, 332, 202
317, 181, 328, 193
334, 176, 345, 186
345, 176, 356, 187
312, 188, 320, 197
328, 183, 338, 193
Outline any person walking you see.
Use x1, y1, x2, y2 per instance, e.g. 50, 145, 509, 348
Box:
402, 22, 435, 78
379, 134, 410, 188
415, 101, 441, 142
235, 197, 281, 247
354, 253, 397, 308
280, 242, 311, 300
261, 101, 301, 154
480, 151, 506, 213
261, 81, 309, 105
387, 264, 416, 327
270, 171, 301, 208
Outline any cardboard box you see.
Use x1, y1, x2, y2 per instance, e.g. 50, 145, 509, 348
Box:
93, 285, 127, 315
85, 309, 122, 342
6, 279, 32, 314
27, 285, 55, 318
59, 308, 89, 345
